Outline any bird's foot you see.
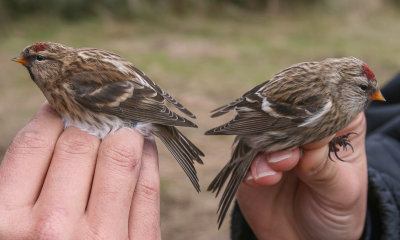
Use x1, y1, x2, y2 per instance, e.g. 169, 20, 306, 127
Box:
328, 132, 356, 161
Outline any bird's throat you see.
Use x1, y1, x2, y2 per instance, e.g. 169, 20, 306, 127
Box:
26, 66, 37, 83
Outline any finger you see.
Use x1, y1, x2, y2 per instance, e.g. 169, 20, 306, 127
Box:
267, 148, 301, 171
129, 136, 161, 240
294, 132, 336, 181
295, 136, 333, 181
35, 127, 100, 216
245, 148, 300, 186
246, 153, 282, 186
86, 128, 144, 239
0, 103, 63, 207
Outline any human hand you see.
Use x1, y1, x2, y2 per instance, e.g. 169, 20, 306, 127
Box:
0, 103, 161, 239
237, 113, 368, 240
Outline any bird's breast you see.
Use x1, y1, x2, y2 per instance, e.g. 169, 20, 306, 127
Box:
63, 113, 127, 139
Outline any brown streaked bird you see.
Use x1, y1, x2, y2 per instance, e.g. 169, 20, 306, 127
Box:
205, 57, 385, 228
12, 42, 204, 192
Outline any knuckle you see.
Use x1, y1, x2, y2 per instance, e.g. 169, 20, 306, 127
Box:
101, 142, 140, 170
84, 223, 128, 240
7, 130, 51, 156
135, 180, 160, 202
83, 227, 106, 240
32, 207, 69, 239
57, 133, 95, 155
0, 217, 32, 240
85, 223, 128, 240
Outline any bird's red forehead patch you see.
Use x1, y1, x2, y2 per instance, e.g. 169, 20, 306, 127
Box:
362, 63, 376, 82
32, 42, 48, 52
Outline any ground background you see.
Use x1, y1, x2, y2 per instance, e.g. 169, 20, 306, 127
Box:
1, 0, 400, 239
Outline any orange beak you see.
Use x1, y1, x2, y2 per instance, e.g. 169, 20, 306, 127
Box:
11, 55, 29, 66
370, 90, 386, 101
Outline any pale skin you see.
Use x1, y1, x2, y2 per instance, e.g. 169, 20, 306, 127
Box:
237, 113, 367, 240
0, 103, 161, 240
0, 104, 367, 239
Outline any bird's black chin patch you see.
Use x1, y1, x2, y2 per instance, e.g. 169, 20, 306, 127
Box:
26, 66, 36, 82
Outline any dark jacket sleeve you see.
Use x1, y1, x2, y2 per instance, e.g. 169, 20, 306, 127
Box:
362, 74, 400, 240
231, 74, 400, 240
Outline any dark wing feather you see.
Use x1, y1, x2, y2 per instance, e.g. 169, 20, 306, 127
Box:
102, 82, 197, 127
207, 62, 330, 135
67, 71, 197, 128
205, 100, 321, 135
131, 66, 197, 119
206, 110, 291, 135
210, 82, 266, 118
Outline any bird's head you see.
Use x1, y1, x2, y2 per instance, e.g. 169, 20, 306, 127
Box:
325, 57, 385, 115
12, 42, 73, 88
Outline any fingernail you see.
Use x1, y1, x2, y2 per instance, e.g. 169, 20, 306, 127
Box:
268, 150, 293, 163
246, 174, 254, 181
255, 155, 277, 179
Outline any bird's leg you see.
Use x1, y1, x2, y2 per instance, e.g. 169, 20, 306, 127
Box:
328, 132, 357, 161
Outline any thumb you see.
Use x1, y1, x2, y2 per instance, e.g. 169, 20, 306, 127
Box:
295, 113, 367, 201
296, 134, 335, 181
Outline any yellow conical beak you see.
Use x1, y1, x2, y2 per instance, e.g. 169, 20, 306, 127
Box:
370, 90, 386, 101
11, 55, 29, 66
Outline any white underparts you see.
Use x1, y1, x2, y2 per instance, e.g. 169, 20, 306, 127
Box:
134, 122, 153, 135
63, 116, 152, 139
63, 117, 116, 138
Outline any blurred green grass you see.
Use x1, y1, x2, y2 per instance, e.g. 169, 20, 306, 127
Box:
1, 5, 400, 239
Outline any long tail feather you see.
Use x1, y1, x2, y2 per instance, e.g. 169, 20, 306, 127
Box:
207, 140, 256, 228
153, 124, 204, 192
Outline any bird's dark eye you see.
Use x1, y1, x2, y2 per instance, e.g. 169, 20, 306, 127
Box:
359, 84, 368, 91
36, 55, 45, 61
